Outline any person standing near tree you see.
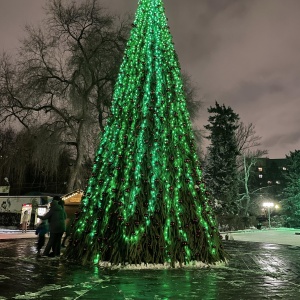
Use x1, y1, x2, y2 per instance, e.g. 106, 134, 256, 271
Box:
38, 196, 66, 257
21, 210, 29, 233
61, 215, 75, 248
35, 219, 49, 256
57, 198, 69, 248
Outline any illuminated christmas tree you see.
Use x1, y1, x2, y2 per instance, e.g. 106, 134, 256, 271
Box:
65, 0, 227, 267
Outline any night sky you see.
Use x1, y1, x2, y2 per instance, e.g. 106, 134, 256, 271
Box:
1, 0, 300, 158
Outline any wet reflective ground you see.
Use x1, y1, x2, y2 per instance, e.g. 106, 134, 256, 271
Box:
1, 239, 300, 299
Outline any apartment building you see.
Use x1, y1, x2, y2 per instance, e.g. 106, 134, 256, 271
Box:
252, 158, 287, 202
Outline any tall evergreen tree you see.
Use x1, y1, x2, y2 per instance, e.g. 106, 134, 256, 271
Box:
282, 150, 300, 228
204, 102, 240, 215
65, 0, 226, 267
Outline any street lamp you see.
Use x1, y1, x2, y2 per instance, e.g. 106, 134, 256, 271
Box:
263, 202, 274, 228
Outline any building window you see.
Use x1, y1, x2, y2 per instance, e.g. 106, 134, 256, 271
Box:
267, 181, 272, 185
259, 174, 263, 178
258, 167, 263, 172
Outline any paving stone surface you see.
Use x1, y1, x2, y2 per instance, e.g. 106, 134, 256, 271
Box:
0, 238, 300, 299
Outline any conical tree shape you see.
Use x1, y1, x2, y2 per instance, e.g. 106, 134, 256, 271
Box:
65, 0, 227, 267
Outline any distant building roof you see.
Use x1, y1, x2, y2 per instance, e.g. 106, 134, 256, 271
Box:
62, 190, 83, 205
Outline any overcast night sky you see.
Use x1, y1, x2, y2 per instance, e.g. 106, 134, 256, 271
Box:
1, 0, 300, 159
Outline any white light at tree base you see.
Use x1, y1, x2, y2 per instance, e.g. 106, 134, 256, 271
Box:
263, 202, 274, 208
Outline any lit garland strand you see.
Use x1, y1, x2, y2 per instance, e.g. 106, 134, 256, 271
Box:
122, 2, 154, 240
152, 1, 177, 261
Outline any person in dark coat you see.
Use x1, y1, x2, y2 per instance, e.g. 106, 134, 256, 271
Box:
38, 196, 66, 257
35, 219, 49, 256
57, 198, 69, 248
61, 215, 75, 248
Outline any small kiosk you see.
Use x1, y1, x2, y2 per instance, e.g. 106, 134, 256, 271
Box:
62, 190, 83, 218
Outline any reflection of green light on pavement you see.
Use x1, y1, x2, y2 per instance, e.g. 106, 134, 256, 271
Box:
187, 271, 217, 300
93, 254, 100, 264
93, 266, 99, 276
117, 269, 218, 299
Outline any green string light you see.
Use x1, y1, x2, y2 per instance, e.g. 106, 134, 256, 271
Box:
66, 0, 227, 267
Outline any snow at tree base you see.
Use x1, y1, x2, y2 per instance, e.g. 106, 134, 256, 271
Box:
64, 0, 227, 267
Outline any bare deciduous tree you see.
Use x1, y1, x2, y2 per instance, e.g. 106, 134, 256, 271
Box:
236, 122, 268, 216
0, 0, 203, 194
0, 0, 131, 193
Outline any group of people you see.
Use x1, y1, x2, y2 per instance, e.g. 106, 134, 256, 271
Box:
36, 196, 68, 257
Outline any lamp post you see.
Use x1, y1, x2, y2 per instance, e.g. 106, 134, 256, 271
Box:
263, 202, 274, 228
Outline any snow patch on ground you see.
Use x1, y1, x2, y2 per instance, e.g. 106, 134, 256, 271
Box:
99, 260, 227, 270
230, 228, 300, 246
12, 279, 107, 299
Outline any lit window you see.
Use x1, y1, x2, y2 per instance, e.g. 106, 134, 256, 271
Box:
258, 167, 263, 172
267, 181, 272, 185
282, 167, 287, 171
276, 180, 280, 184
259, 174, 263, 178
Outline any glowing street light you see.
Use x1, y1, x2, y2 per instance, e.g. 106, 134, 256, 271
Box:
262, 202, 276, 228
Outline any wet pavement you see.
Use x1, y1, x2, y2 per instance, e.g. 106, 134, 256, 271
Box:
1, 236, 300, 299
